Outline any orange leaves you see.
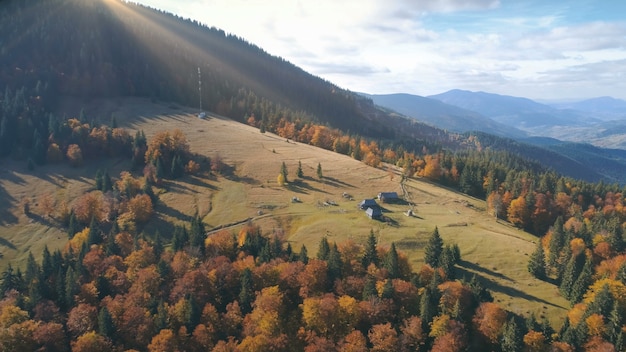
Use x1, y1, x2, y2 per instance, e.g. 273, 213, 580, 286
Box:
507, 195, 528, 228
66, 144, 83, 167
144, 129, 189, 165
523, 330, 546, 352
72, 190, 110, 224
472, 302, 507, 344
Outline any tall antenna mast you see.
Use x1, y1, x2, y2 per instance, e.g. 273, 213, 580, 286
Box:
198, 67, 202, 111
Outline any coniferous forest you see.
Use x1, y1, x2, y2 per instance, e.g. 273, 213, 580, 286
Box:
2, 0, 626, 351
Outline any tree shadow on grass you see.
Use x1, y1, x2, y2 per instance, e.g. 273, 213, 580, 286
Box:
156, 202, 193, 224
458, 260, 514, 282
0, 236, 16, 250
456, 266, 566, 310
183, 175, 219, 190
288, 179, 328, 195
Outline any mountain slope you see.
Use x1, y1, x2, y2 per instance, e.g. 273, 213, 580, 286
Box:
0, 0, 623, 184
362, 92, 527, 138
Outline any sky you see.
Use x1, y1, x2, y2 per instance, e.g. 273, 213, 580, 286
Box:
132, 0, 626, 101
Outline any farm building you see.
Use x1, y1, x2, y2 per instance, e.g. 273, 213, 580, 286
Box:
365, 207, 382, 219
377, 192, 399, 203
359, 199, 378, 210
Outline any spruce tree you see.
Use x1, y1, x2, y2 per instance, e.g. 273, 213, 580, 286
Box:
362, 229, 379, 268
559, 251, 584, 300
95, 169, 104, 191
98, 307, 115, 340
102, 170, 112, 192
528, 240, 547, 280
384, 242, 400, 279
296, 161, 304, 178
317, 237, 330, 260
298, 245, 309, 264
327, 243, 343, 283
67, 211, 78, 238
239, 268, 253, 314
419, 289, 436, 331
608, 302, 624, 346
440, 245, 456, 280
362, 275, 377, 300
280, 161, 288, 183
87, 217, 102, 246
501, 317, 522, 352
570, 255, 593, 304
316, 163, 323, 179
548, 216, 565, 267
424, 227, 443, 267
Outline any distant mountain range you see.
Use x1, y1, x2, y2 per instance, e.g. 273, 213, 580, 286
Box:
361, 93, 527, 138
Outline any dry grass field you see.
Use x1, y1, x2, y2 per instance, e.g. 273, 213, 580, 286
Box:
0, 98, 569, 327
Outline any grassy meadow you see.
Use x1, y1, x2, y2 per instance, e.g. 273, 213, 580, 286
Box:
0, 98, 569, 327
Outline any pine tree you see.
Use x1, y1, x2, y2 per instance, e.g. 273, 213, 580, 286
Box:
317, 237, 330, 260
67, 211, 78, 238
570, 255, 593, 304
607, 302, 623, 346
298, 245, 309, 264
528, 240, 547, 280
559, 251, 584, 301
316, 162, 323, 179
362, 229, 379, 268
95, 169, 104, 191
419, 289, 436, 331
424, 227, 443, 267
102, 170, 112, 192
439, 246, 455, 280
549, 216, 565, 268
64, 266, 78, 309
327, 243, 343, 283
87, 217, 102, 246
239, 268, 253, 314
362, 275, 377, 300
280, 161, 288, 183
98, 307, 115, 340
171, 155, 184, 178
587, 284, 614, 318
384, 242, 400, 279
296, 160, 304, 178
189, 212, 206, 249
501, 317, 522, 352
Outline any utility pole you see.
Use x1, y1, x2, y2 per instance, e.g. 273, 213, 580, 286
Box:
198, 67, 202, 111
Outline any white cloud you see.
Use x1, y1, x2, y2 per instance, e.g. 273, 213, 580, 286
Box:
133, 0, 626, 99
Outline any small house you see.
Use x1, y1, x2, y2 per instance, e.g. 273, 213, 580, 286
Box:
359, 199, 378, 210
198, 112, 207, 119
377, 192, 399, 203
365, 207, 382, 219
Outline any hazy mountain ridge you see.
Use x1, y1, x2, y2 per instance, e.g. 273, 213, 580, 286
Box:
428, 89, 601, 129
361, 93, 528, 138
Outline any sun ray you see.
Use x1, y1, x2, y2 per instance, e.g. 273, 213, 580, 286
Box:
100, 0, 288, 107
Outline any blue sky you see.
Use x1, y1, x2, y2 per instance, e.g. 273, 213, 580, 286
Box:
133, 0, 626, 100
